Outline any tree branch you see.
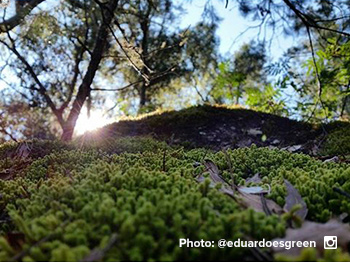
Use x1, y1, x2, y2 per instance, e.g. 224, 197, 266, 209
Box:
0, 35, 65, 127
91, 79, 143, 91
0, 0, 46, 33
282, 0, 350, 37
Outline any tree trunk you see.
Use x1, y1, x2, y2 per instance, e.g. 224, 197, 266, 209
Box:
60, 0, 119, 141
61, 121, 75, 142
138, 3, 151, 112
140, 84, 147, 109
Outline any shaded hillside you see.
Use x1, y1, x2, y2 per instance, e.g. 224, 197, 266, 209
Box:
84, 105, 348, 155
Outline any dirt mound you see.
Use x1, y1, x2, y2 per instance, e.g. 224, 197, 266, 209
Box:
85, 105, 326, 153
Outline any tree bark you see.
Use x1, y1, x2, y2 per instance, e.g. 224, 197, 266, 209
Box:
137, 1, 151, 112
139, 83, 147, 109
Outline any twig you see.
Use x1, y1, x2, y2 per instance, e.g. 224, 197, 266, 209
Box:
260, 194, 272, 216
91, 80, 143, 92
81, 233, 118, 262
223, 150, 235, 192
162, 150, 166, 172
11, 220, 70, 261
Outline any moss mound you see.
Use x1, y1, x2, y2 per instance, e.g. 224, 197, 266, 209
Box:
80, 105, 350, 158
0, 138, 349, 261
320, 126, 350, 158
91, 105, 320, 151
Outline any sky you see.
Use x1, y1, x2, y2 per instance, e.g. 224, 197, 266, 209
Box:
179, 0, 300, 60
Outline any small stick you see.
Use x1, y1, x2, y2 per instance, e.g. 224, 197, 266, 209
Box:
162, 150, 166, 172
223, 150, 235, 193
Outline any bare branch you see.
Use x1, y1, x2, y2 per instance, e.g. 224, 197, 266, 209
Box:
91, 79, 143, 92
0, 35, 65, 126
282, 0, 350, 38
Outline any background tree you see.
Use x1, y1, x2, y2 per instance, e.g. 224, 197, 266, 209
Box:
98, 0, 220, 113
0, 90, 57, 142
0, 0, 121, 141
212, 41, 266, 104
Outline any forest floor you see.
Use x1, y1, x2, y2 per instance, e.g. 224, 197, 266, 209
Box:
0, 105, 350, 261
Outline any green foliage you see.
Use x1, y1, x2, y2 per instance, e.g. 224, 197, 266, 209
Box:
303, 38, 350, 119
0, 138, 349, 260
0, 140, 69, 160
275, 248, 350, 261
213, 41, 267, 105
102, 0, 219, 113
76, 137, 169, 155
245, 84, 288, 116
211, 42, 288, 116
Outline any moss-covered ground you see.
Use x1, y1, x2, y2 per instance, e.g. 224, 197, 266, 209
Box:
0, 106, 349, 261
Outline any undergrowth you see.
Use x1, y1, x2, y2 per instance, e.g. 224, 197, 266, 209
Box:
0, 136, 349, 261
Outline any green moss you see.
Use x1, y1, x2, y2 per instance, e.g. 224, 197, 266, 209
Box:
0, 138, 349, 261
320, 126, 350, 157
75, 136, 169, 155
275, 248, 350, 261
0, 140, 70, 161
210, 145, 350, 221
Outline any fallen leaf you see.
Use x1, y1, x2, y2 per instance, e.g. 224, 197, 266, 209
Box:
198, 160, 282, 215
5, 232, 25, 251
203, 159, 227, 184
283, 145, 302, 152
238, 192, 283, 215
247, 128, 263, 136
273, 220, 350, 256
324, 156, 339, 163
196, 165, 234, 198
238, 186, 268, 194
246, 173, 262, 184
284, 179, 308, 221
272, 139, 280, 145
0, 169, 13, 180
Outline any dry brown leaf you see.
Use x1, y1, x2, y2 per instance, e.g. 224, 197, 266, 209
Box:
198, 160, 282, 215
284, 179, 308, 221
238, 192, 283, 215
203, 159, 225, 184
5, 232, 25, 251
246, 173, 262, 184
273, 219, 350, 256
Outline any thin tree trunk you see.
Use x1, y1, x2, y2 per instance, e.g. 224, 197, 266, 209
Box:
138, 2, 151, 112
139, 84, 147, 109
61, 0, 119, 141
340, 79, 350, 118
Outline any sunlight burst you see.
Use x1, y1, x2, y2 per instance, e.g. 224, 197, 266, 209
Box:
75, 110, 113, 135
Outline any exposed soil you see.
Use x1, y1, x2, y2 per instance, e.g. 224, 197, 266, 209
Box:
85, 105, 328, 154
